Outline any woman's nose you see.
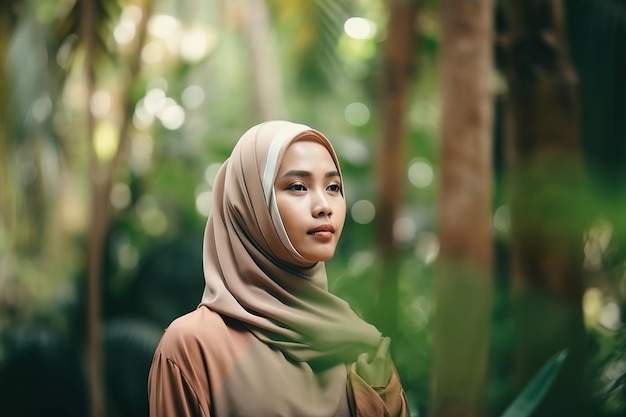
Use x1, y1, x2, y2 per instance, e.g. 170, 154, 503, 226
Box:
312, 191, 332, 218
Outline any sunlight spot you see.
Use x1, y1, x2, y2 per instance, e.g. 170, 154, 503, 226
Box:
93, 121, 119, 162
599, 301, 621, 330
90, 90, 111, 118
344, 102, 370, 127
136, 195, 167, 236
204, 163, 222, 187
195, 191, 213, 217
409, 99, 440, 133
393, 217, 416, 244
337, 36, 376, 60
415, 231, 439, 264
158, 102, 185, 130
133, 101, 154, 130
351, 200, 375, 224
114, 19, 136, 45
110, 183, 132, 210
493, 205, 510, 233
141, 41, 164, 64
336, 137, 369, 165
117, 243, 139, 270
144, 88, 167, 115
148, 14, 181, 39
180, 27, 216, 62
122, 5, 143, 24
344, 17, 377, 40
182, 85, 205, 109
408, 158, 433, 188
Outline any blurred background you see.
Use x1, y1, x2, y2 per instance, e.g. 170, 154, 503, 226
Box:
1, 0, 625, 416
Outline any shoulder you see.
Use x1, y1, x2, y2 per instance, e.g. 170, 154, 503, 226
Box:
155, 306, 226, 362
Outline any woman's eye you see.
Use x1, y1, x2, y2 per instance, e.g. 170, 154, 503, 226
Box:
289, 183, 307, 192
328, 184, 342, 193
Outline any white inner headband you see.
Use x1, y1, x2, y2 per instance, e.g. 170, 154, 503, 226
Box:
262, 122, 311, 205
261, 122, 312, 260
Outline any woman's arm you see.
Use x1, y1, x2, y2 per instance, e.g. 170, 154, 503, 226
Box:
148, 350, 207, 417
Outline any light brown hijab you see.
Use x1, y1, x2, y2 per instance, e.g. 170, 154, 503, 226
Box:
200, 120, 381, 365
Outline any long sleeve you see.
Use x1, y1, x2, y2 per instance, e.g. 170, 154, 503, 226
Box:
347, 363, 408, 417
148, 350, 208, 417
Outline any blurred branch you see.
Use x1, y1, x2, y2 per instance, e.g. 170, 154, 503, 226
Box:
0, 0, 23, 250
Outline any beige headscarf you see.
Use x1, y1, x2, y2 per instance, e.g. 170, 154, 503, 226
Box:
200, 120, 381, 365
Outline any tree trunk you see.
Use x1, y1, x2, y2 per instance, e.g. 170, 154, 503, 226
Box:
503, 0, 588, 415
375, 0, 419, 343
83, 0, 105, 416
242, 0, 285, 120
83, 1, 153, 416
429, 0, 494, 416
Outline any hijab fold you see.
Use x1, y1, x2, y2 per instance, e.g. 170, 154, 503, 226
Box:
200, 120, 381, 364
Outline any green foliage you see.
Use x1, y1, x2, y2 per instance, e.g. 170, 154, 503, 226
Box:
2, 1, 626, 417
499, 350, 568, 417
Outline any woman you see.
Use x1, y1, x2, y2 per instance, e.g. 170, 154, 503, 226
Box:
148, 120, 408, 417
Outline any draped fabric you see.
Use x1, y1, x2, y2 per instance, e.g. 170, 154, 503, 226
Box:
199, 120, 382, 364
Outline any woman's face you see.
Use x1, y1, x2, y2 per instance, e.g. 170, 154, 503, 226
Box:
274, 139, 346, 262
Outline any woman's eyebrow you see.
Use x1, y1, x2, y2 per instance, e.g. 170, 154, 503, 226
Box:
281, 170, 340, 178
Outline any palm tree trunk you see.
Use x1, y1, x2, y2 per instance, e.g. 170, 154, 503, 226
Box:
503, 0, 588, 415
375, 0, 419, 343
429, 0, 494, 416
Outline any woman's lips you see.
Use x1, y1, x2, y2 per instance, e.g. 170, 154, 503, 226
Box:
308, 224, 335, 240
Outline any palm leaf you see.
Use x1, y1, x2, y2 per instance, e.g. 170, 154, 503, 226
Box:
499, 350, 568, 417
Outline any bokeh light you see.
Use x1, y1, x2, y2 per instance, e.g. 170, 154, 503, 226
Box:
181, 85, 205, 109
195, 191, 213, 217
344, 102, 370, 127
493, 205, 510, 234
204, 163, 222, 187
135, 195, 167, 236
393, 217, 417, 244
344, 17, 377, 40
93, 121, 119, 162
351, 199, 376, 224
90, 90, 111, 119
408, 158, 433, 188
110, 183, 132, 210
414, 231, 439, 264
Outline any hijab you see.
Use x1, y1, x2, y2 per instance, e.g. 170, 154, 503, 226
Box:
199, 120, 382, 365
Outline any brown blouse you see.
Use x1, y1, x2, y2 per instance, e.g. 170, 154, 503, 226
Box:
148, 306, 408, 417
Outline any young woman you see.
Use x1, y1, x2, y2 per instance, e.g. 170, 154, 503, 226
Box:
148, 120, 408, 417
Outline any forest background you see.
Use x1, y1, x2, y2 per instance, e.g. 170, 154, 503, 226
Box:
1, 0, 625, 417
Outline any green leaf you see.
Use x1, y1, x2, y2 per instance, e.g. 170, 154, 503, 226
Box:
499, 349, 568, 417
